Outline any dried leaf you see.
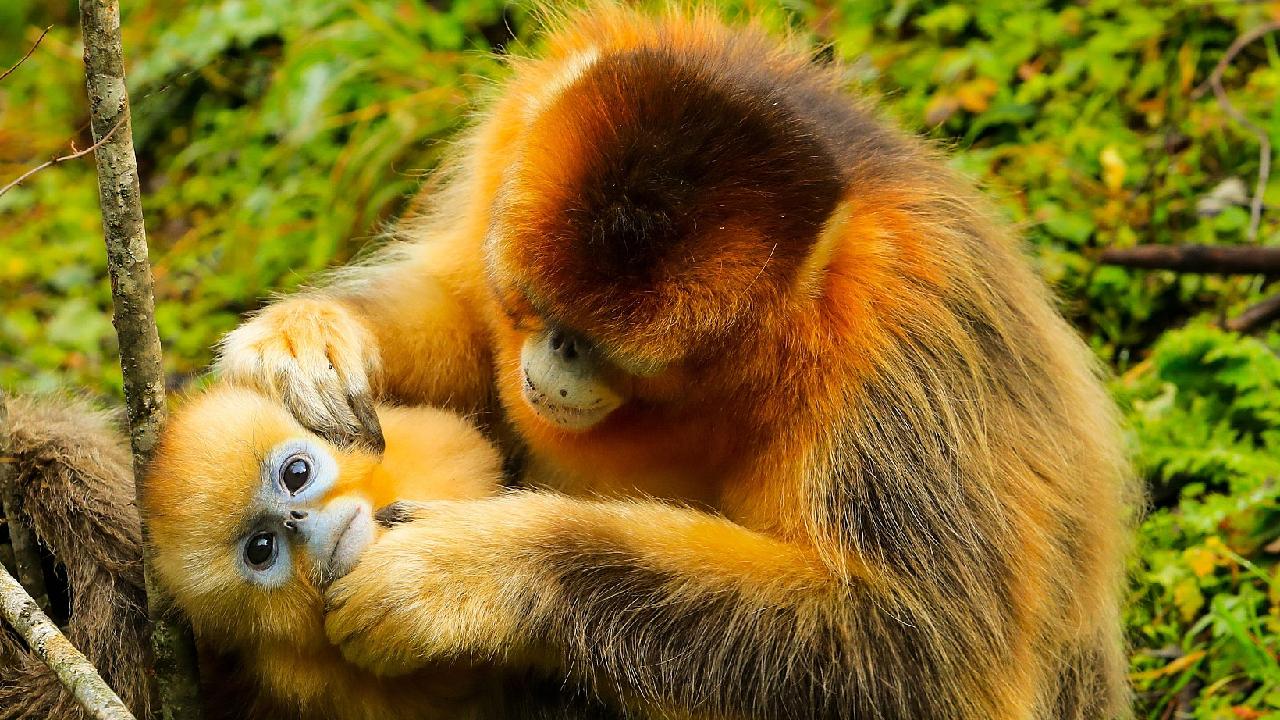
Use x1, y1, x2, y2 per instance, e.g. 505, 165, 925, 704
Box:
1100, 146, 1127, 192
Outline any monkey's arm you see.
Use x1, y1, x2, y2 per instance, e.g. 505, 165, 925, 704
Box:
215, 242, 491, 449
325, 492, 1003, 719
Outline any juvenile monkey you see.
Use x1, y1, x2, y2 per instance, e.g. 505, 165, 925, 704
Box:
143, 385, 503, 720
218, 5, 1139, 719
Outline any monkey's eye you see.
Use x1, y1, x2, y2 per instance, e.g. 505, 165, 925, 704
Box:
279, 455, 313, 494
243, 532, 277, 570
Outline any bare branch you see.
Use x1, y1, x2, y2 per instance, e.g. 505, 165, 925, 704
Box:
1097, 245, 1280, 274
0, 26, 52, 84
0, 117, 125, 200
1192, 20, 1280, 242
1226, 293, 1280, 333
0, 563, 136, 720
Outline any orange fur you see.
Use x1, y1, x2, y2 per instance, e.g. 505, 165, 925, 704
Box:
219, 5, 1139, 719
144, 386, 503, 719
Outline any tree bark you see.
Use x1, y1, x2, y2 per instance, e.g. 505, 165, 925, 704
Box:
1226, 293, 1280, 333
0, 562, 136, 720
78, 2, 203, 718
1097, 245, 1280, 275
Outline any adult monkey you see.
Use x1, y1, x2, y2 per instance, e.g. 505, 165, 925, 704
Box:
217, 5, 1137, 719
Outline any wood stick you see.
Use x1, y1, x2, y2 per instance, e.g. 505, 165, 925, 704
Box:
1227, 293, 1280, 333
0, 563, 136, 720
1097, 245, 1280, 275
77, 1, 204, 717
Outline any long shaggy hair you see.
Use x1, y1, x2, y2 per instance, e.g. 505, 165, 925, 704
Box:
0, 395, 151, 720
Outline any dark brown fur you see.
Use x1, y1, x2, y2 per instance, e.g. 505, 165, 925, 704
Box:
0, 395, 151, 720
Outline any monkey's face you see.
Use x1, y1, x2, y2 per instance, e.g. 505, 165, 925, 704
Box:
145, 387, 381, 649
485, 48, 844, 434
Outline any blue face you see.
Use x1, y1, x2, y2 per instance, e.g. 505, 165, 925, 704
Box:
236, 438, 373, 588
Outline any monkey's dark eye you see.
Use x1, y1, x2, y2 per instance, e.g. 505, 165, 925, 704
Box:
243, 532, 277, 570
280, 455, 312, 494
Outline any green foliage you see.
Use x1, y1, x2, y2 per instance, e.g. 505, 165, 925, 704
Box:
1119, 326, 1280, 717
2, 1, 1280, 716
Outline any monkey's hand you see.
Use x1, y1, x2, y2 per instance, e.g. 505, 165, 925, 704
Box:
215, 297, 385, 450
324, 497, 549, 676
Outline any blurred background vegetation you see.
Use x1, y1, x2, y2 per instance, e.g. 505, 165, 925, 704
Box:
2, 0, 1280, 717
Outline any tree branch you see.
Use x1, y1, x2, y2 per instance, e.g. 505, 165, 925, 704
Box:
1226, 293, 1280, 333
1192, 20, 1280, 242
0, 561, 136, 720
77, 1, 204, 717
0, 25, 52, 83
1097, 245, 1280, 274
0, 117, 124, 200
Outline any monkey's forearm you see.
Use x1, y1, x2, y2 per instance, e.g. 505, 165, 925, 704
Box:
321, 244, 492, 414
328, 494, 1012, 720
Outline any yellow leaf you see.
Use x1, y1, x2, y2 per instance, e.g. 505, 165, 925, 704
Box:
1100, 146, 1127, 192
955, 77, 999, 113
924, 94, 960, 125
1179, 43, 1195, 95
1184, 546, 1217, 578
1129, 650, 1205, 682
1173, 578, 1204, 620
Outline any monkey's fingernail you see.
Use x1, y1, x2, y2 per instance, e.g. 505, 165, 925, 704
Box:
290, 510, 307, 520
348, 393, 386, 454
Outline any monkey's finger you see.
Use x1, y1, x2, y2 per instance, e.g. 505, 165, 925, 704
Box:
324, 338, 384, 451
373, 501, 433, 528
347, 391, 385, 452
273, 356, 364, 449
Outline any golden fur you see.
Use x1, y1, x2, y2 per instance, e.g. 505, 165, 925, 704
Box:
143, 386, 503, 720
218, 5, 1139, 719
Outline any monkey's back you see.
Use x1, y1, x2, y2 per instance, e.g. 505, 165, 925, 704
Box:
397, 6, 1138, 718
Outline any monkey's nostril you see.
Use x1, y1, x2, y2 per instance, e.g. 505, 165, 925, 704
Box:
549, 331, 564, 351
562, 340, 578, 362
290, 510, 307, 520
283, 520, 297, 532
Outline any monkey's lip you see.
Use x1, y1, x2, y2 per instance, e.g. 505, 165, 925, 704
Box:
521, 375, 616, 432
325, 504, 372, 578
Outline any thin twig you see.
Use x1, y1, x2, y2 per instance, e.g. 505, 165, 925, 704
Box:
1192, 20, 1280, 242
0, 26, 52, 84
1226, 293, 1280, 333
0, 116, 125, 200
0, 563, 136, 720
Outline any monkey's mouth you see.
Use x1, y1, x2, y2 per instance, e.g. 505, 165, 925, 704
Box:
521, 373, 616, 431
325, 504, 373, 579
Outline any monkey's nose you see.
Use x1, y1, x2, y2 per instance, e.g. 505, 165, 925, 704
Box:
548, 328, 583, 364
283, 509, 309, 533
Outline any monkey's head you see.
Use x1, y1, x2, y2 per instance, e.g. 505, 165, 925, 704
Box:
485, 46, 847, 435
144, 386, 501, 650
